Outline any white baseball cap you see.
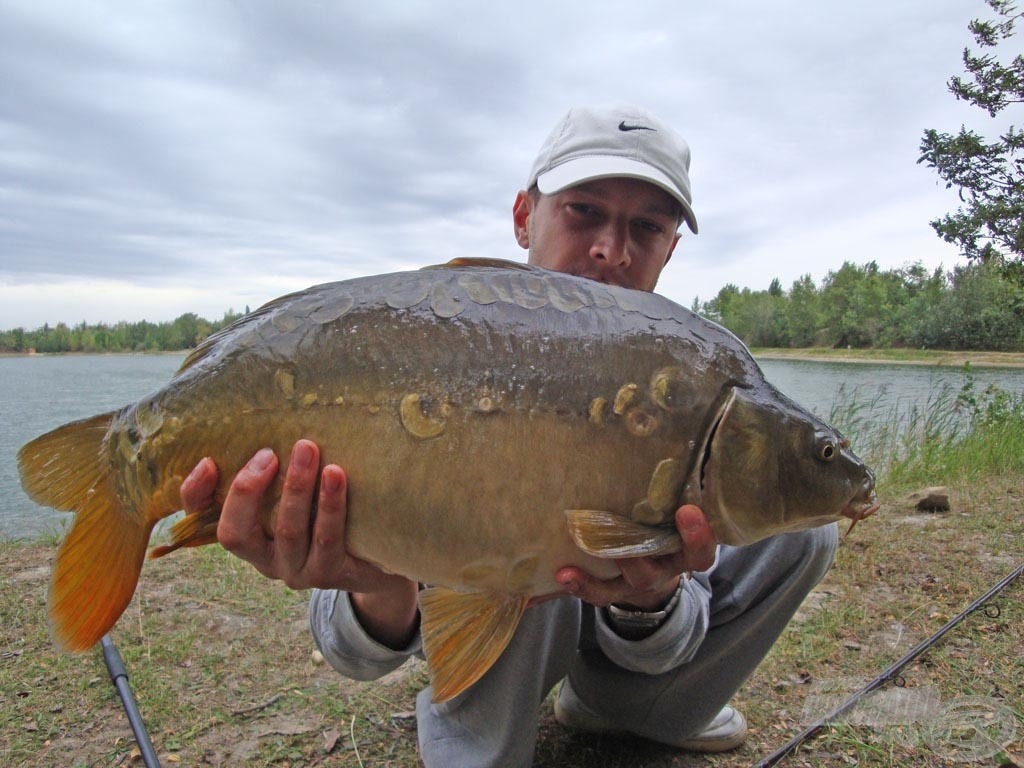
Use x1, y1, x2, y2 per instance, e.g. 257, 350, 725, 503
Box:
526, 104, 698, 234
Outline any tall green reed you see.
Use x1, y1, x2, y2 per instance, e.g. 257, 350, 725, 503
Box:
827, 365, 1024, 492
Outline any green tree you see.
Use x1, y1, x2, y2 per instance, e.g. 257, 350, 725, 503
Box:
702, 283, 789, 347
170, 312, 201, 348
820, 262, 902, 348
736, 290, 788, 347
918, 0, 1024, 270
894, 263, 948, 347
703, 283, 741, 328
9, 327, 26, 352
786, 274, 823, 347
912, 260, 1024, 349
819, 262, 862, 347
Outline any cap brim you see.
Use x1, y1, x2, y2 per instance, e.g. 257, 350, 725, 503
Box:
536, 156, 698, 234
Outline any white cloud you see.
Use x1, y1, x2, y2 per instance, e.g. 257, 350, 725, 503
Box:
0, 0, 1001, 328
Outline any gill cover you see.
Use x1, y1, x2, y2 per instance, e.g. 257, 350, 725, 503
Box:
700, 386, 857, 546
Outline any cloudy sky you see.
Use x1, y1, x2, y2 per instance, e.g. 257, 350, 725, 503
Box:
0, 0, 1002, 329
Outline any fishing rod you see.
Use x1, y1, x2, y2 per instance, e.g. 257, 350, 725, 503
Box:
101, 635, 161, 768
754, 562, 1024, 768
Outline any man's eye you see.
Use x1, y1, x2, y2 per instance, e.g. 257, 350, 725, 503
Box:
635, 220, 664, 234
568, 203, 599, 216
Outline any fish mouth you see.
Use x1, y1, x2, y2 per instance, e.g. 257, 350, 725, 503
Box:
847, 465, 878, 518
841, 494, 880, 523
840, 470, 880, 535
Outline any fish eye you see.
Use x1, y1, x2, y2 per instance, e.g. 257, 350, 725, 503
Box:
816, 437, 837, 462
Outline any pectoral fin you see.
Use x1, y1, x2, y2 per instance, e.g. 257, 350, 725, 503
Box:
565, 509, 682, 558
419, 587, 529, 702
148, 505, 221, 558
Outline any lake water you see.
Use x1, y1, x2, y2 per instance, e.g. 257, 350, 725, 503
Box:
2, 353, 1022, 540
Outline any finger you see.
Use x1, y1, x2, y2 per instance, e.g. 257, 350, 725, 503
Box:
304, 465, 414, 592
180, 457, 219, 513
676, 504, 717, 572
555, 566, 624, 608
616, 556, 673, 594
217, 448, 279, 568
301, 464, 349, 586
274, 440, 321, 578
557, 559, 682, 609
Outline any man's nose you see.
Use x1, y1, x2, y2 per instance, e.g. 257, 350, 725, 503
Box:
589, 225, 630, 269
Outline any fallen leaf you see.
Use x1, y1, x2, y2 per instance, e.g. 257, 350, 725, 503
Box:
231, 739, 260, 761
323, 728, 342, 753
391, 710, 417, 730
978, 622, 1007, 633
257, 717, 315, 737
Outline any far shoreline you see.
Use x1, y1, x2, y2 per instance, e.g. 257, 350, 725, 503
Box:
3, 347, 1024, 368
0, 350, 186, 359
750, 348, 1024, 369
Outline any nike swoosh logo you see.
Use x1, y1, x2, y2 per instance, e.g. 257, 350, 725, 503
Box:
619, 121, 656, 132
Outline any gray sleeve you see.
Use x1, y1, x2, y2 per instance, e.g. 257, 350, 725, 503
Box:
592, 547, 717, 674
308, 589, 423, 681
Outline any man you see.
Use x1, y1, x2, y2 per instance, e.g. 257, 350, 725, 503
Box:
180, 104, 838, 767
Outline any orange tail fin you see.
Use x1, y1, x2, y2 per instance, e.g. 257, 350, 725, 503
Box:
18, 412, 154, 652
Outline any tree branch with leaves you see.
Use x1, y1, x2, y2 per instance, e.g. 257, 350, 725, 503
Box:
919, 0, 1024, 275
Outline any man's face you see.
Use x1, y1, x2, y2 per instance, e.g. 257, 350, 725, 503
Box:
513, 177, 683, 292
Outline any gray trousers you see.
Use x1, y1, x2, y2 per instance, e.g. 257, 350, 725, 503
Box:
415, 523, 839, 767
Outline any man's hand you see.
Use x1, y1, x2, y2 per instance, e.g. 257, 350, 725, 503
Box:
179, 440, 412, 594
180, 441, 420, 648
553, 505, 716, 611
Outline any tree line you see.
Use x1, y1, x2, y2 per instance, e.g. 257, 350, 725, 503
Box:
2, 260, 1022, 354
0, 309, 246, 354
695, 258, 1024, 351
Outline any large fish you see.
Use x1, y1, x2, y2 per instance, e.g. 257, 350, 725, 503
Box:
19, 258, 877, 701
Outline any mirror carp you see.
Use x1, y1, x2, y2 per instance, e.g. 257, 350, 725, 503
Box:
19, 258, 877, 701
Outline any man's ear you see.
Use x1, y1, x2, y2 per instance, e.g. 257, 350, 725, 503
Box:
512, 190, 532, 249
648, 232, 682, 291
664, 231, 682, 267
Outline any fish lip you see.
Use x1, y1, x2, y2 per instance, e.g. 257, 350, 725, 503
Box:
839, 463, 879, 524
840, 492, 880, 523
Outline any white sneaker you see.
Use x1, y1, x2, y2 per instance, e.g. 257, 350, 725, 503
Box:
553, 680, 748, 753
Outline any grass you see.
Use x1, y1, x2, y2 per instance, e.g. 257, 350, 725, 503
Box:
2, 379, 1023, 766
828, 366, 1024, 494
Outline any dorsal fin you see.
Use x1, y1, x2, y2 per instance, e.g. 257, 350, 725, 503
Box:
424, 257, 534, 272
